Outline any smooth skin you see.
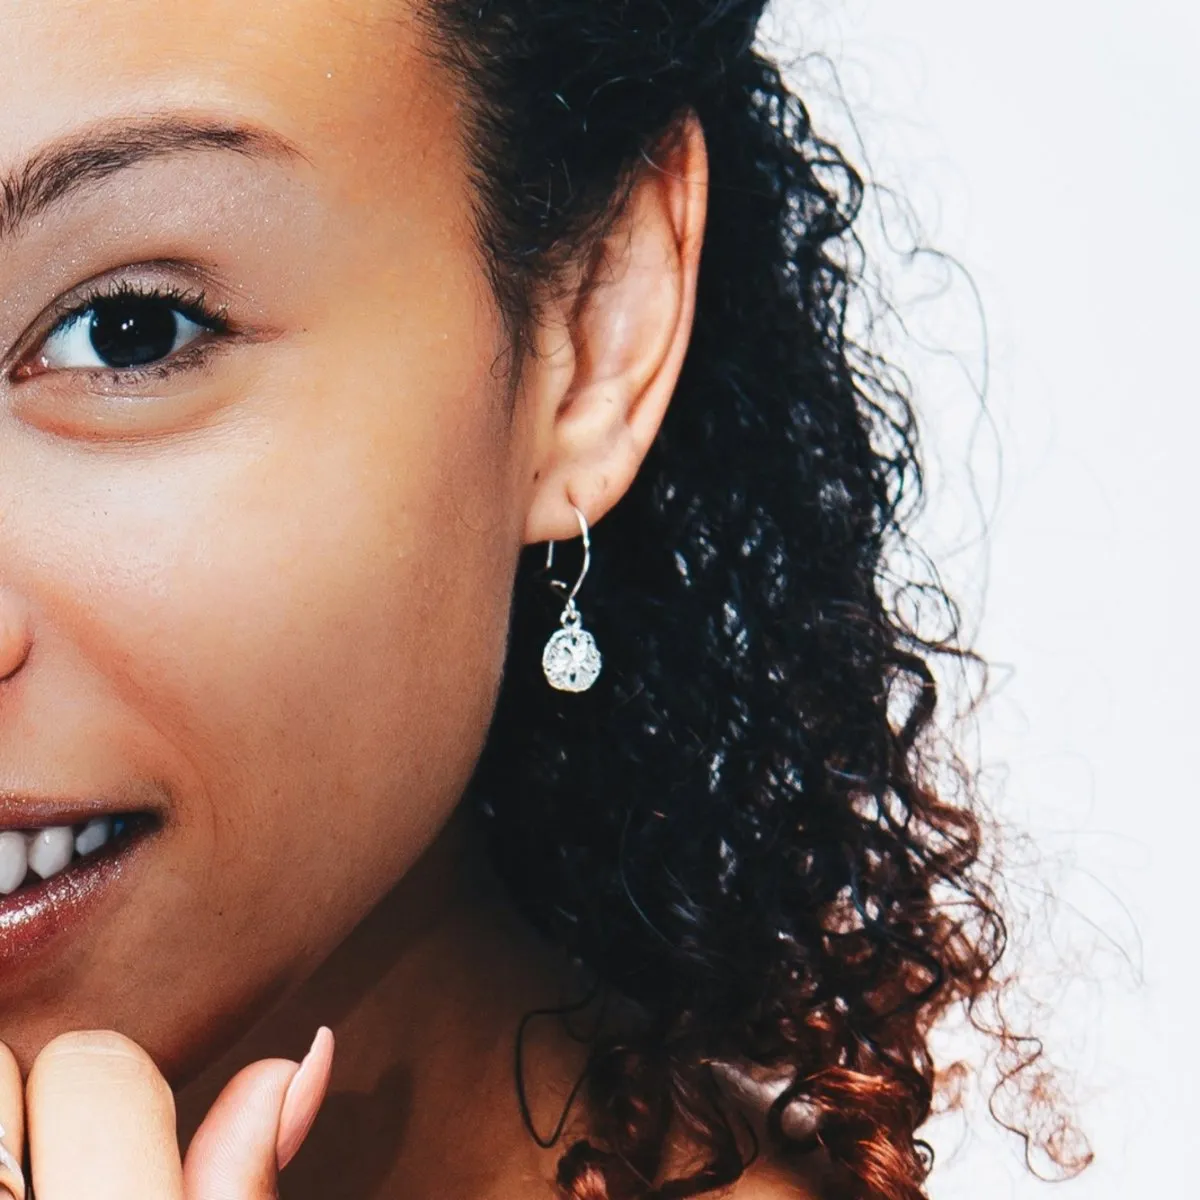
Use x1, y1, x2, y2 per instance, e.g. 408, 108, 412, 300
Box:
0, 1, 819, 1197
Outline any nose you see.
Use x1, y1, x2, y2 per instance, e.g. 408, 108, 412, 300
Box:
0, 588, 31, 681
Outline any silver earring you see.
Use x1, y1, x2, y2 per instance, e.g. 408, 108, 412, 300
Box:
542, 504, 602, 693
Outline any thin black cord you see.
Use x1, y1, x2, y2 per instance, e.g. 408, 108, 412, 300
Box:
514, 977, 607, 1149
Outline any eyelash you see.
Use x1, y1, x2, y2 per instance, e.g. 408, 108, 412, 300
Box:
17, 278, 234, 385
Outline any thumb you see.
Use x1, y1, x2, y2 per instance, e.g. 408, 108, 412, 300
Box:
183, 1027, 335, 1200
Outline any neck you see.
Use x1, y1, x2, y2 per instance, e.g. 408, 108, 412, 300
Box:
175, 808, 594, 1200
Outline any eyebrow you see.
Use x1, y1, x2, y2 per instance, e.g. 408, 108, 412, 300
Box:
0, 114, 306, 243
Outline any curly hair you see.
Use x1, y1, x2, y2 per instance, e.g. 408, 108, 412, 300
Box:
416, 3, 1083, 1197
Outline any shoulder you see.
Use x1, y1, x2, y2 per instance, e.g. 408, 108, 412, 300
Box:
721, 1155, 831, 1200
723, 1146, 860, 1200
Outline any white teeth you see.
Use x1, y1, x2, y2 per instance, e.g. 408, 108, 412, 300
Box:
26, 826, 75, 880
74, 816, 112, 857
0, 816, 127, 897
0, 832, 27, 894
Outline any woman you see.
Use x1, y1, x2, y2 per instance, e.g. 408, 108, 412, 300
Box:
0, 1, 1073, 1198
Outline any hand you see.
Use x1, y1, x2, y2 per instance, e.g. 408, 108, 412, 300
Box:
0, 1025, 334, 1200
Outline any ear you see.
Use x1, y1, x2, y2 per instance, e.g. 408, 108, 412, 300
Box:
519, 110, 708, 544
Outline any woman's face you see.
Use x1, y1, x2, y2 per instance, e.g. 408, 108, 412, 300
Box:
0, 0, 531, 1076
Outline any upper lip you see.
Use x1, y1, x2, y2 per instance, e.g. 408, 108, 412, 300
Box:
0, 782, 166, 832
0, 796, 127, 831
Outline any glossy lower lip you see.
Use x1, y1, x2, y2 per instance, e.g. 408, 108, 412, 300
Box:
0, 815, 157, 965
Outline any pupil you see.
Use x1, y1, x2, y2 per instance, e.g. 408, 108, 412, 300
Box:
88, 297, 178, 368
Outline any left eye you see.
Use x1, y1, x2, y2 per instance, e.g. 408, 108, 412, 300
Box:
39, 294, 208, 371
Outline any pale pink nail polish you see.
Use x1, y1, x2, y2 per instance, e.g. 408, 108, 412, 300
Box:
276, 1025, 335, 1171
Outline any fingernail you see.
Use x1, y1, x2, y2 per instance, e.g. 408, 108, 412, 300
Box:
276, 1026, 335, 1171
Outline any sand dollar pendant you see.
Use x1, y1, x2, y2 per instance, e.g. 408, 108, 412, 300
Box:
542, 606, 602, 693
542, 504, 602, 693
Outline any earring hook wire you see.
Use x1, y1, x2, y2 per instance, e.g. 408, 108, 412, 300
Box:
544, 504, 591, 612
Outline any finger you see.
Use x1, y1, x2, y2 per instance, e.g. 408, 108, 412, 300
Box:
181, 1059, 296, 1200
26, 1029, 184, 1200
0, 1041, 26, 1200
183, 1027, 334, 1200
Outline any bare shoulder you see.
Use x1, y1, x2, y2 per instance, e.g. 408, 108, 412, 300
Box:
724, 1156, 833, 1200
720, 1152, 844, 1200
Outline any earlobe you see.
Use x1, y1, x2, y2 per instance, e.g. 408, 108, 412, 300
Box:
521, 111, 709, 546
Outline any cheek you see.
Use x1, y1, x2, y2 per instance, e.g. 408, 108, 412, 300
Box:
18, 316, 517, 944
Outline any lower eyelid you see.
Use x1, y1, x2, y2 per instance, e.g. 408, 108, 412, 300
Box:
91, 337, 227, 382
14, 335, 228, 388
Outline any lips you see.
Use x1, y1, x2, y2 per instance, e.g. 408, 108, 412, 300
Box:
0, 808, 159, 964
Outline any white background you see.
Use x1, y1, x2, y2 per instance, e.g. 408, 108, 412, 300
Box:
763, 2, 1198, 1195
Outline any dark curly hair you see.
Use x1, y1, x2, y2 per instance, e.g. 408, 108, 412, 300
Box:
416, 3, 1087, 1198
